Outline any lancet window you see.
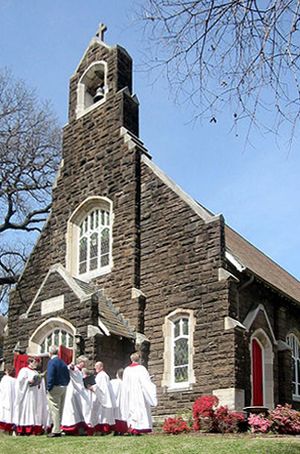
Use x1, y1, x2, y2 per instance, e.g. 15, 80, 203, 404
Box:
173, 317, 189, 384
287, 333, 300, 398
162, 309, 196, 390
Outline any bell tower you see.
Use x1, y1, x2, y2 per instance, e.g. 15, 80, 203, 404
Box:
51, 24, 145, 332
67, 23, 139, 135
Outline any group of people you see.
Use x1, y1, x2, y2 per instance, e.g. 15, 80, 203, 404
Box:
0, 347, 157, 437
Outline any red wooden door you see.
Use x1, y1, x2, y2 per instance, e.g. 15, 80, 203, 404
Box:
252, 338, 263, 405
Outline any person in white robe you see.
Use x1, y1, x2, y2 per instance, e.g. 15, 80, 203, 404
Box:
35, 362, 50, 432
14, 357, 49, 435
110, 368, 127, 435
81, 368, 98, 435
90, 361, 116, 434
120, 352, 157, 435
61, 355, 90, 435
0, 366, 16, 433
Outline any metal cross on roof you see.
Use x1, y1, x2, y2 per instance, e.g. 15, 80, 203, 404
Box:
96, 23, 107, 41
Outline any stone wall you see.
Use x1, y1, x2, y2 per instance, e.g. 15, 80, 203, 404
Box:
139, 162, 234, 416
5, 41, 141, 362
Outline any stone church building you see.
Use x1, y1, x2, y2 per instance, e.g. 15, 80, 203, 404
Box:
5, 26, 300, 416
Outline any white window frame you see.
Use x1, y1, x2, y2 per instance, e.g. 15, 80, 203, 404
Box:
66, 196, 113, 281
76, 61, 108, 119
171, 316, 190, 387
78, 208, 111, 277
28, 317, 76, 357
162, 308, 196, 391
286, 333, 300, 401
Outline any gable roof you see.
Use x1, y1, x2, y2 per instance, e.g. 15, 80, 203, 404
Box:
138, 145, 300, 305
98, 293, 135, 339
225, 226, 300, 304
23, 263, 135, 338
24, 264, 91, 317
73, 36, 112, 76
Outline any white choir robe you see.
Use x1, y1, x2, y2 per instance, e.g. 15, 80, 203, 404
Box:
120, 363, 157, 433
110, 378, 123, 421
91, 370, 116, 432
14, 367, 49, 434
37, 377, 51, 430
83, 385, 99, 433
110, 377, 128, 433
61, 366, 90, 433
0, 375, 16, 432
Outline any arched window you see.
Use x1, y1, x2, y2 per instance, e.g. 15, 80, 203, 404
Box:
79, 208, 110, 275
173, 317, 189, 384
40, 329, 74, 354
162, 309, 196, 390
28, 318, 76, 356
66, 196, 113, 280
76, 61, 108, 118
286, 333, 300, 398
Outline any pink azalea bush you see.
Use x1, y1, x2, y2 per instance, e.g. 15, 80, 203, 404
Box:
269, 404, 300, 435
248, 404, 300, 435
248, 413, 272, 433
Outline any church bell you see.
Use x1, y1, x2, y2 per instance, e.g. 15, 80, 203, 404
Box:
93, 85, 105, 103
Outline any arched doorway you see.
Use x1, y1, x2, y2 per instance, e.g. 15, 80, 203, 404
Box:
251, 329, 274, 408
252, 338, 263, 405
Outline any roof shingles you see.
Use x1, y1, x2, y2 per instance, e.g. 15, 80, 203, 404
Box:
225, 225, 300, 304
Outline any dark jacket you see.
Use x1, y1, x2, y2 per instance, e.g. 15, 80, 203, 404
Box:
47, 355, 70, 391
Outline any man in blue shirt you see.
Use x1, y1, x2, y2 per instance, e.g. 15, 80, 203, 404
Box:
47, 345, 70, 437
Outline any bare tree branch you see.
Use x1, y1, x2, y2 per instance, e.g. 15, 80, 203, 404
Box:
139, 0, 300, 145
0, 68, 62, 313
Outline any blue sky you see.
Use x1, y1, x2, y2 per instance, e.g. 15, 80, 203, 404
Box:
1, 0, 299, 280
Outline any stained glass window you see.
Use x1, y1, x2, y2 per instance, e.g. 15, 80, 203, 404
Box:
61, 330, 67, 346
287, 334, 300, 397
173, 317, 189, 384
90, 232, 98, 270
79, 237, 87, 274
39, 329, 74, 353
54, 329, 59, 346
78, 208, 111, 276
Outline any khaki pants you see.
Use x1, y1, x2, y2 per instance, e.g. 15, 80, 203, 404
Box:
47, 385, 67, 434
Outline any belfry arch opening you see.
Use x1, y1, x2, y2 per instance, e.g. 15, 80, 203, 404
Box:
76, 61, 108, 117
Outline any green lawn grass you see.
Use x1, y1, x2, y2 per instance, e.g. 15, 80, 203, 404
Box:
0, 433, 299, 454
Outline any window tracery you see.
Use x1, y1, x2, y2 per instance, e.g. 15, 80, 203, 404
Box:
287, 333, 300, 398
66, 197, 113, 280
